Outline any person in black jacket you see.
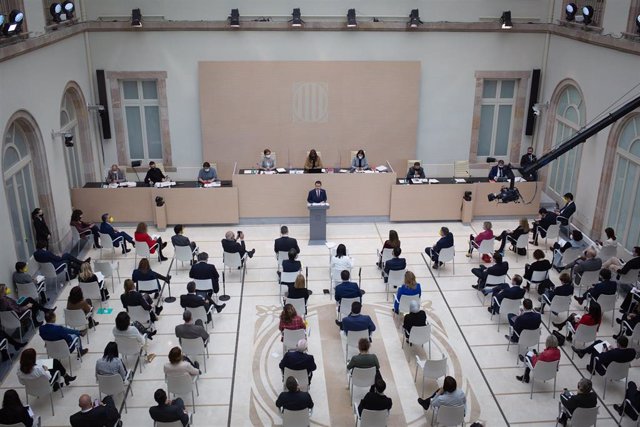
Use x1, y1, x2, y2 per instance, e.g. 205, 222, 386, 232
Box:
524, 249, 552, 289
279, 339, 317, 384
506, 298, 541, 343
614, 381, 640, 421
180, 281, 225, 322
31, 208, 50, 249
536, 272, 574, 314
0, 389, 35, 427
489, 275, 525, 315
573, 269, 617, 306
424, 227, 454, 269
222, 231, 255, 260
144, 161, 166, 185
120, 279, 161, 325
276, 376, 314, 412
530, 208, 558, 246
274, 226, 300, 255
149, 389, 189, 426
403, 300, 427, 338
575, 336, 636, 376
555, 192, 576, 228
471, 252, 509, 290
557, 379, 597, 426
358, 377, 393, 416
70, 394, 120, 427
383, 247, 406, 283
520, 146, 538, 181
189, 252, 220, 297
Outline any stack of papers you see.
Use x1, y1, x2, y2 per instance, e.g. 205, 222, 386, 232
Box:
411, 178, 422, 184
455, 178, 467, 183
154, 181, 176, 188
398, 179, 406, 184
242, 170, 255, 174
276, 168, 287, 173
203, 182, 221, 187
119, 182, 137, 188
95, 272, 105, 283
428, 179, 440, 183
594, 341, 610, 353
38, 358, 54, 369
375, 165, 388, 172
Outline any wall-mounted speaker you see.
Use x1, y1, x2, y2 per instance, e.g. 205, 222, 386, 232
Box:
525, 69, 541, 136
96, 69, 112, 139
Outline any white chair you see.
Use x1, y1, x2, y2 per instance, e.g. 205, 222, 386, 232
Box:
97, 371, 133, 413
193, 278, 216, 298
283, 367, 310, 392
471, 237, 495, 261
507, 327, 541, 363
63, 308, 93, 344
597, 244, 618, 261
345, 330, 370, 363
544, 295, 571, 326
454, 160, 470, 178
114, 335, 144, 373
377, 248, 393, 270
277, 251, 289, 272
71, 227, 91, 253
283, 329, 306, 353
38, 262, 69, 290
22, 371, 63, 415
403, 324, 432, 356
223, 251, 243, 272
349, 366, 377, 400
285, 297, 307, 318
568, 323, 598, 359
526, 358, 559, 398
188, 306, 213, 330
282, 409, 310, 427
544, 224, 561, 249
356, 408, 389, 427
490, 297, 522, 331
431, 404, 465, 426
280, 271, 300, 300
528, 269, 550, 288
128, 305, 152, 328
477, 274, 507, 305
45, 337, 80, 375
619, 268, 640, 286
414, 356, 447, 397
575, 270, 600, 295
436, 246, 455, 276
16, 280, 45, 303
589, 293, 617, 326
0, 310, 33, 342
137, 279, 160, 294
173, 245, 197, 273
558, 247, 583, 268
134, 241, 158, 264
94, 260, 121, 293
590, 359, 630, 399
78, 280, 105, 308
394, 294, 421, 318
555, 405, 598, 427
384, 269, 406, 302
338, 297, 361, 321
180, 337, 209, 373
514, 234, 529, 260
166, 374, 199, 412
99, 232, 123, 259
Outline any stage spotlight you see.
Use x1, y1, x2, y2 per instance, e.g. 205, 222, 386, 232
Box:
582, 5, 594, 25
3, 10, 24, 36
636, 14, 640, 33
62, 1, 75, 20
291, 8, 303, 27
229, 9, 240, 27
50, 3, 62, 23
347, 9, 357, 28
131, 8, 142, 28
408, 9, 422, 28
565, 3, 577, 21
500, 11, 512, 29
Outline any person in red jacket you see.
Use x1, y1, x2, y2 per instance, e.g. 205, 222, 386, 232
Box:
467, 221, 494, 263
134, 222, 168, 261
516, 334, 561, 383
553, 301, 601, 342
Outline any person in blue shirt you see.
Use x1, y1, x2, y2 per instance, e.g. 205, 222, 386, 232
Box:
39, 311, 87, 355
334, 270, 363, 304
424, 227, 454, 269
99, 213, 134, 254
198, 162, 217, 185
394, 271, 422, 313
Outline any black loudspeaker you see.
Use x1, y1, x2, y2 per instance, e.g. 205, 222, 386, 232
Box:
96, 69, 112, 139
525, 69, 541, 136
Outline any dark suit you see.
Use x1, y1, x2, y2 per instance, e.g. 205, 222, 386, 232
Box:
0, 405, 35, 427
180, 292, 211, 322
473, 261, 509, 289
543, 283, 574, 308
425, 233, 454, 264
531, 212, 558, 243
70, 396, 120, 427
33, 217, 50, 245
99, 221, 134, 248
275, 236, 300, 254
279, 350, 317, 381
172, 234, 197, 256
622, 381, 640, 420
584, 279, 617, 301
520, 153, 538, 181
619, 256, 640, 276
149, 398, 189, 426
406, 167, 425, 180
489, 165, 512, 181
175, 322, 209, 342
342, 314, 376, 336
491, 285, 525, 314
189, 261, 220, 294
587, 344, 636, 376
39, 323, 82, 351
275, 391, 314, 411
403, 310, 427, 336
282, 260, 301, 273
221, 238, 247, 258
357, 390, 392, 416
561, 391, 597, 416
121, 290, 152, 311
557, 201, 576, 225
383, 258, 406, 280
33, 248, 77, 271
508, 311, 542, 342
307, 189, 327, 203
335, 281, 362, 303
524, 259, 552, 280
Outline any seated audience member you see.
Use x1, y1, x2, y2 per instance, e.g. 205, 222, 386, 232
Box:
260, 148, 276, 171
164, 346, 200, 377
495, 218, 530, 255
489, 275, 525, 315
70, 393, 120, 427
106, 164, 125, 184
566, 248, 602, 285
488, 159, 513, 181
536, 272, 574, 313
121, 278, 161, 323
171, 224, 198, 263
78, 262, 109, 301
144, 161, 166, 185
553, 301, 601, 342
347, 338, 380, 371
471, 252, 509, 290
340, 302, 376, 339
417, 375, 466, 412
331, 244, 353, 279
113, 311, 155, 362
17, 348, 76, 391
595, 227, 617, 249
425, 227, 454, 269
279, 339, 316, 383
287, 274, 311, 305
394, 271, 422, 314
530, 208, 558, 246
188, 252, 221, 300
175, 310, 209, 344
358, 377, 392, 416
95, 341, 127, 381
99, 213, 134, 253
614, 381, 640, 420
467, 221, 494, 263
0, 330, 25, 358
31, 208, 50, 249
0, 282, 52, 327
279, 304, 306, 336
555, 192, 576, 228
557, 378, 597, 426
70, 209, 101, 249
520, 146, 538, 181
0, 389, 36, 427
506, 298, 541, 343
135, 222, 168, 262
33, 240, 88, 279
552, 230, 589, 270
275, 225, 300, 255
222, 230, 256, 260
281, 249, 302, 291
335, 270, 363, 304
614, 303, 640, 340
180, 281, 225, 323
351, 149, 370, 172
516, 335, 560, 383
603, 246, 640, 299
132, 258, 169, 297
303, 149, 323, 172
67, 285, 98, 328
39, 311, 87, 355
276, 376, 314, 412
524, 249, 552, 283
378, 230, 401, 268
149, 388, 189, 426
197, 162, 217, 185
12, 261, 46, 303
403, 300, 427, 339
384, 247, 406, 282
574, 335, 636, 375
406, 161, 425, 181
573, 268, 616, 306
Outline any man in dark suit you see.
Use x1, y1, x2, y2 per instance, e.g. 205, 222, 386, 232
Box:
406, 161, 426, 181
568, 248, 602, 285
506, 298, 541, 342
70, 394, 120, 427
489, 274, 525, 315
358, 377, 393, 416
574, 268, 617, 306
33, 240, 88, 277
335, 270, 363, 304
180, 281, 225, 322
221, 231, 255, 259
530, 208, 558, 246
279, 338, 317, 383
536, 272, 574, 313
175, 309, 209, 343
520, 146, 538, 181
383, 247, 406, 283
341, 302, 376, 339
488, 160, 513, 181
558, 379, 597, 426
171, 224, 198, 262
307, 180, 327, 203
614, 381, 640, 421
39, 311, 88, 355
276, 376, 314, 412
471, 252, 509, 290
424, 227, 454, 269
149, 389, 189, 426
121, 278, 160, 323
189, 252, 220, 296
556, 192, 576, 227
577, 336, 636, 376
99, 213, 134, 253
274, 225, 300, 255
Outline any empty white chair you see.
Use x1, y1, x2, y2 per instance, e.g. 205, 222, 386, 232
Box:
285, 297, 307, 318
137, 279, 160, 294
356, 408, 390, 427
223, 251, 243, 272
558, 247, 583, 268
377, 248, 393, 270
568, 323, 598, 359
507, 327, 541, 362
78, 280, 105, 308
94, 260, 121, 293
490, 297, 522, 331
282, 409, 310, 427
99, 232, 123, 259
589, 293, 617, 326
173, 245, 197, 273
435, 246, 455, 276
38, 262, 69, 290
283, 329, 306, 353
544, 295, 572, 326
454, 160, 470, 178
63, 308, 93, 344
544, 224, 561, 249
180, 337, 209, 373
384, 269, 406, 302
71, 227, 91, 253
114, 335, 145, 373
166, 374, 199, 413
431, 404, 465, 426
597, 244, 618, 261
134, 242, 158, 265
395, 294, 421, 317
345, 330, 370, 363
526, 358, 559, 399
403, 324, 432, 356
188, 306, 213, 330
22, 371, 63, 415
338, 297, 361, 321
276, 251, 289, 272
0, 310, 33, 342
471, 237, 495, 261
414, 356, 447, 397
128, 305, 152, 328
349, 366, 377, 400
591, 359, 630, 399
283, 367, 310, 392
45, 337, 80, 375
575, 270, 601, 295
97, 372, 133, 413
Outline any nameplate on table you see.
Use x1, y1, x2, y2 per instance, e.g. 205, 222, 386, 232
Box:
154, 181, 176, 188
96, 308, 114, 315
203, 182, 222, 188
105, 182, 137, 188
307, 202, 329, 207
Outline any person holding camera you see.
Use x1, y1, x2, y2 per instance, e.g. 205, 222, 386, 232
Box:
221, 230, 255, 264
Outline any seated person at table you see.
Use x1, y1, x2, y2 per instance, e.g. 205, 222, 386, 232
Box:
351, 149, 369, 172
335, 270, 363, 304
171, 224, 198, 262
259, 148, 276, 171
488, 159, 513, 181
70, 209, 101, 249
135, 222, 168, 262
394, 271, 421, 314
99, 213, 134, 253
222, 231, 256, 260
557, 379, 597, 426
275, 226, 300, 255
536, 272, 573, 313
144, 161, 166, 185
132, 258, 170, 297
384, 247, 406, 282
197, 161, 217, 185
33, 240, 88, 279
574, 268, 616, 306
406, 161, 425, 181
303, 149, 323, 172
307, 180, 327, 203
520, 146, 538, 181
530, 208, 558, 246
425, 226, 454, 269
506, 298, 541, 343
106, 164, 125, 184
403, 300, 427, 339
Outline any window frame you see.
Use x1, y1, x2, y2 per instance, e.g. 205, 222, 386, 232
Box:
120, 79, 163, 162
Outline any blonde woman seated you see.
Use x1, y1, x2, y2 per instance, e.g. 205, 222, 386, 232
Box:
286, 274, 311, 304
164, 346, 200, 377
495, 218, 530, 255
394, 271, 422, 314
78, 262, 109, 301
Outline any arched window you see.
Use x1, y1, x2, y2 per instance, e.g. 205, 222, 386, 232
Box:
3, 121, 39, 260
547, 85, 585, 197
60, 89, 84, 187
606, 115, 640, 250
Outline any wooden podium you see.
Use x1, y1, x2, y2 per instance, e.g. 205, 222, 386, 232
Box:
308, 203, 329, 245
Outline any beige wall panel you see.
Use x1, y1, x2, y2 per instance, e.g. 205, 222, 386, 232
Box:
390, 184, 472, 221
71, 188, 154, 223
159, 188, 239, 224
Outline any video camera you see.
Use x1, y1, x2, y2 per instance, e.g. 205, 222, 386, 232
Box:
487, 186, 522, 203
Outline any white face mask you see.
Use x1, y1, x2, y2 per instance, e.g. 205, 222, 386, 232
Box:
265, 154, 271, 159
204, 168, 210, 172
358, 155, 364, 159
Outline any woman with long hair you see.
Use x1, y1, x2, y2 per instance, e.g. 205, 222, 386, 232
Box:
17, 348, 75, 391
279, 304, 306, 335
78, 262, 109, 301
132, 258, 169, 297
394, 271, 422, 314
303, 149, 323, 171
164, 346, 200, 377
95, 341, 127, 381
134, 222, 168, 261
67, 285, 99, 328
495, 218, 530, 254
70, 209, 101, 249
0, 389, 35, 426
378, 230, 400, 267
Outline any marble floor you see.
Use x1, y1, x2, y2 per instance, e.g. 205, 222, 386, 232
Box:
1, 220, 634, 426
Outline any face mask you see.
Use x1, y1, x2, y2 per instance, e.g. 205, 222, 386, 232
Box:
4, 287, 10, 296
204, 168, 210, 172
358, 155, 364, 159
265, 155, 271, 159
108, 216, 114, 223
